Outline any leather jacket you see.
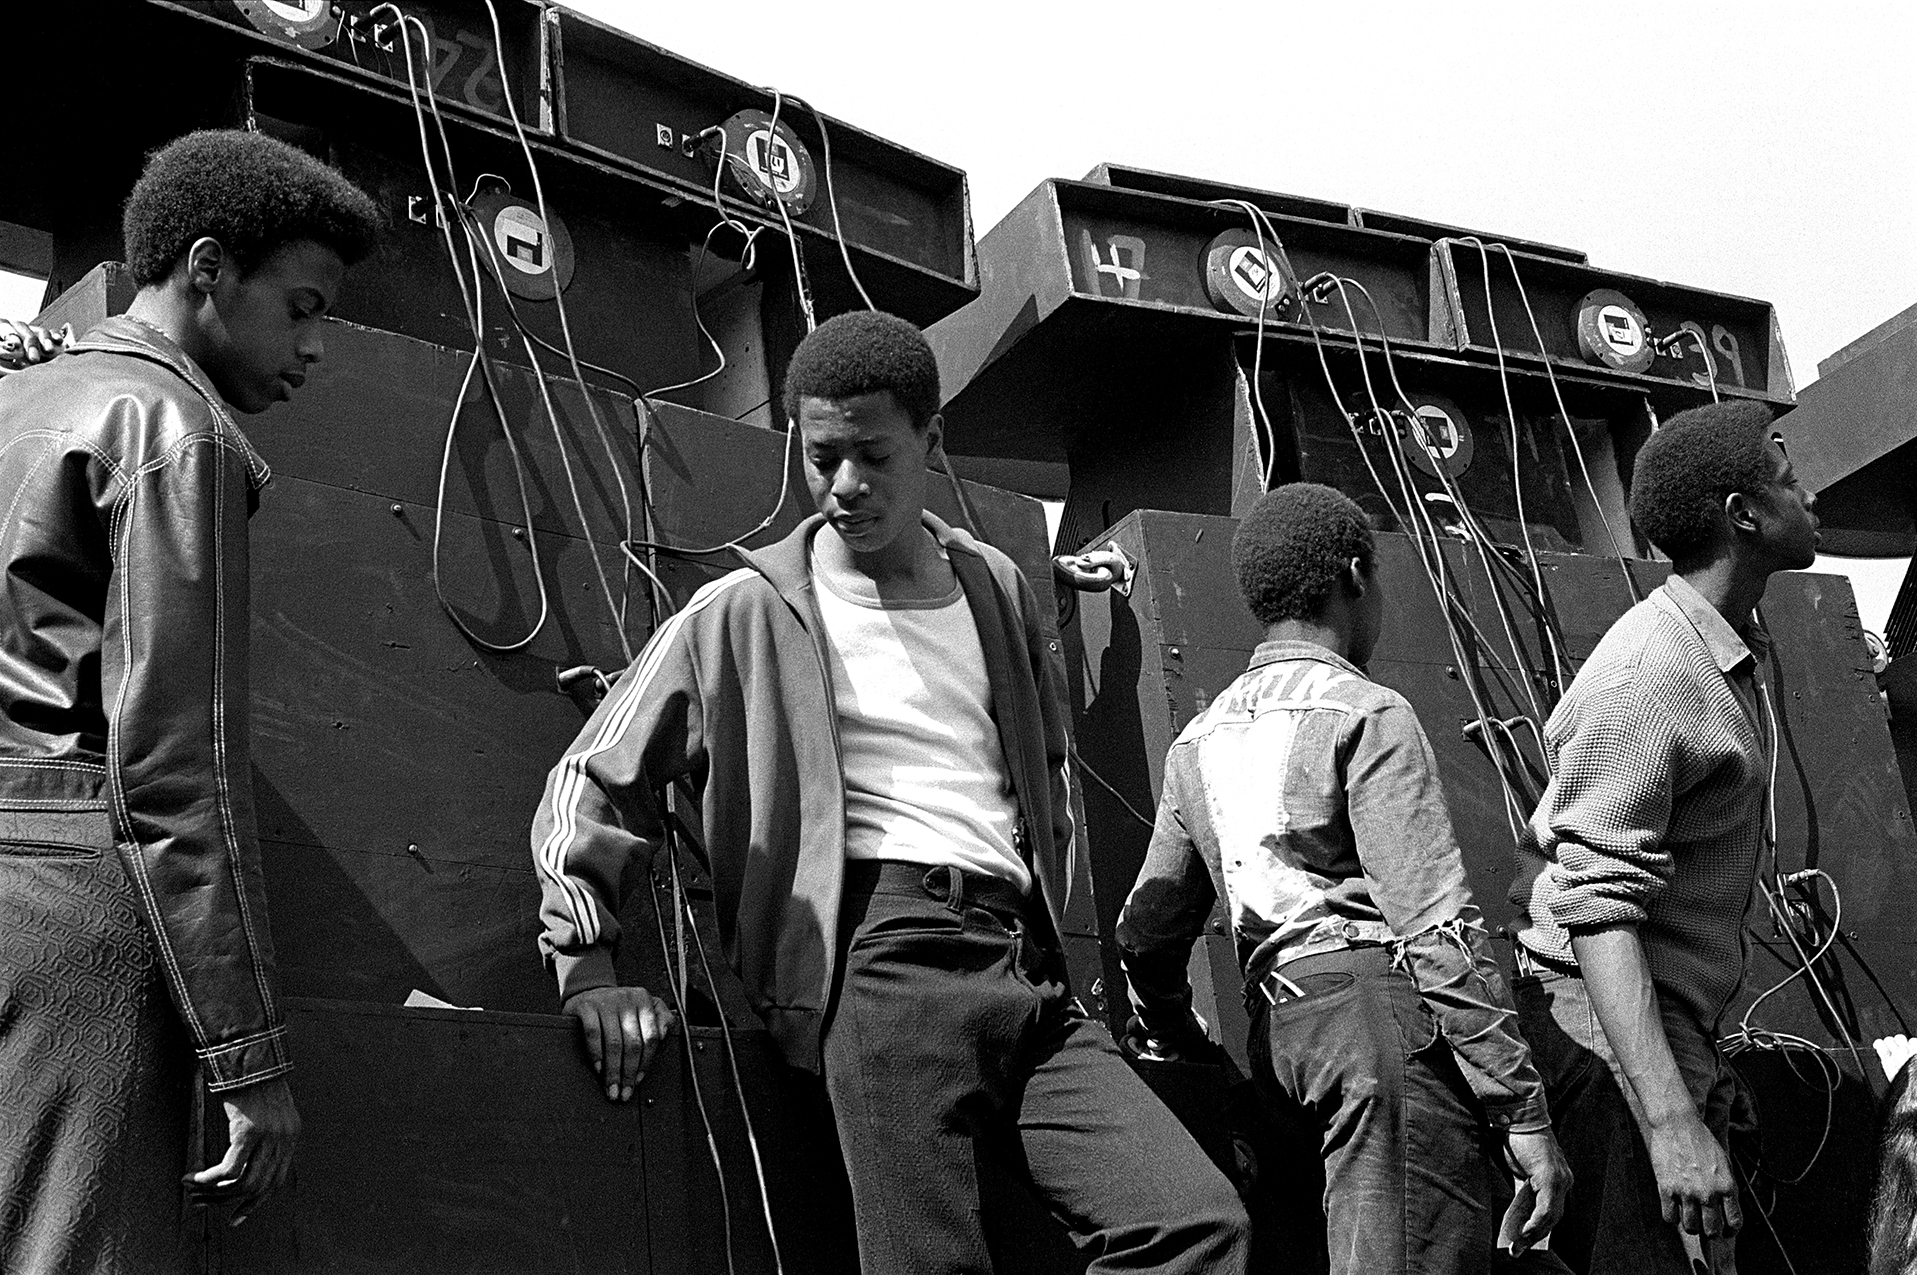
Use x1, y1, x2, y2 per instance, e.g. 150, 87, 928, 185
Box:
0, 315, 289, 1090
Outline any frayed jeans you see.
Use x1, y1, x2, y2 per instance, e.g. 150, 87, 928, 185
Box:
822, 861, 1250, 1274
1247, 945, 1566, 1275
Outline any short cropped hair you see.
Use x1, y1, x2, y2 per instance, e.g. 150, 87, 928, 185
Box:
123, 129, 383, 287
782, 310, 941, 429
1233, 483, 1376, 626
1629, 400, 1778, 562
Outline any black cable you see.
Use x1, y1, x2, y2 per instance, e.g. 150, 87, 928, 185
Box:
1070, 743, 1155, 832
378, 5, 554, 654
481, 0, 641, 661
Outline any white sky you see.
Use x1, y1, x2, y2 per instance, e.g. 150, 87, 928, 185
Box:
564, 0, 1917, 627
567, 0, 1917, 391
6, 3, 1908, 621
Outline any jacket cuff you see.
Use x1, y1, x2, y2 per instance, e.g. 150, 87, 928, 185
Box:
553, 947, 618, 1005
1481, 1091, 1552, 1132
198, 1023, 294, 1092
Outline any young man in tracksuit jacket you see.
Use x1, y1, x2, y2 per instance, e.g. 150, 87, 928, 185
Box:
529, 311, 1249, 1273
1115, 484, 1572, 1274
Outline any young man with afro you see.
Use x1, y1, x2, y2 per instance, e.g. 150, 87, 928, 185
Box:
1509, 401, 1819, 1275
0, 129, 380, 1269
531, 310, 1251, 1272
1116, 482, 1573, 1274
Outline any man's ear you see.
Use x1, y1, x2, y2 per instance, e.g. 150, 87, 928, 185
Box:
1724, 489, 1763, 538
183, 237, 229, 297
924, 412, 948, 474
1345, 555, 1372, 596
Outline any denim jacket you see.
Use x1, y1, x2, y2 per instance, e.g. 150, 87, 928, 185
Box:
1116, 640, 1548, 1130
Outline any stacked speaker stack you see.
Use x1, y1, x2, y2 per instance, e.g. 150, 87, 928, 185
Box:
929, 164, 1901, 1275
0, 4, 1045, 1271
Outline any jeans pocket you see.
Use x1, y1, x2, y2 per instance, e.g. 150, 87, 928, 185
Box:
1389, 977, 1442, 1057
844, 893, 966, 950
1513, 972, 1599, 1097
0, 807, 109, 858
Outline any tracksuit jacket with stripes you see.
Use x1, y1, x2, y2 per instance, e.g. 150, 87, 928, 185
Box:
529, 511, 1076, 1071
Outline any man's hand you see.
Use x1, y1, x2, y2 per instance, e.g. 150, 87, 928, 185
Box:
1500, 1128, 1572, 1255
184, 1075, 300, 1227
565, 985, 677, 1102
0, 319, 70, 373
1647, 1109, 1741, 1237
1876, 1033, 1917, 1084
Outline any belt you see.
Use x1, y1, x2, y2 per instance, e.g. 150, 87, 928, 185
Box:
1244, 917, 1397, 1012
842, 859, 1031, 922
1512, 942, 1580, 980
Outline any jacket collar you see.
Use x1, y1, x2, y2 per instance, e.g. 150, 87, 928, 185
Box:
1656, 573, 1759, 676
72, 315, 272, 490
1246, 638, 1365, 679
740, 509, 984, 608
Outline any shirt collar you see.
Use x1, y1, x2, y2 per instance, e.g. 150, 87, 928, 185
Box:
1658, 573, 1758, 676
73, 315, 272, 489
1247, 638, 1365, 679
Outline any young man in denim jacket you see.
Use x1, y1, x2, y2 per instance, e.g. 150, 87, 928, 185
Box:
1117, 483, 1572, 1273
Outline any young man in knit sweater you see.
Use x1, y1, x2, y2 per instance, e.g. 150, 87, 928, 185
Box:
530, 312, 1249, 1273
1510, 401, 1819, 1274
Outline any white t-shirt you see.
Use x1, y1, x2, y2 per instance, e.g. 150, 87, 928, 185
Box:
811, 550, 1030, 892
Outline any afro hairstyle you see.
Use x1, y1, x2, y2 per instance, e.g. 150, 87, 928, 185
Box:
782, 310, 941, 429
1232, 483, 1376, 627
1629, 400, 1779, 562
123, 129, 383, 287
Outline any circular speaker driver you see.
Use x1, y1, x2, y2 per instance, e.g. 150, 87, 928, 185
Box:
228, 0, 340, 50
1574, 288, 1653, 374
1202, 229, 1298, 319
472, 191, 576, 302
1346, 391, 1475, 480
715, 110, 816, 216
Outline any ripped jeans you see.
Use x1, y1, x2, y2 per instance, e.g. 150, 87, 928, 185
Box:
1249, 945, 1570, 1275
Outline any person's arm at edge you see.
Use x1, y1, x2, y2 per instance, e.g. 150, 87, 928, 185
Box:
531, 606, 712, 1102
1344, 699, 1550, 1127
1539, 676, 1738, 1237
102, 434, 295, 1222
1571, 925, 1741, 1238
1342, 697, 1569, 1252
1115, 759, 1217, 1050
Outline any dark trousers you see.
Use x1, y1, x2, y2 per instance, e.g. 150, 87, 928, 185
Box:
1249, 946, 1564, 1275
0, 803, 192, 1275
1512, 964, 1746, 1275
822, 861, 1250, 1274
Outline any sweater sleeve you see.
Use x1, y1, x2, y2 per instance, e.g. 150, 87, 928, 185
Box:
530, 608, 707, 1002
1536, 678, 1681, 933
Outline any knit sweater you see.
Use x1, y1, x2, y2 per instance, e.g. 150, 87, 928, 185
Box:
1512, 575, 1768, 1035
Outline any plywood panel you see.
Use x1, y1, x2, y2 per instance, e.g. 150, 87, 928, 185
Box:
1072, 510, 1917, 1071
202, 1001, 860, 1275
251, 475, 638, 873
256, 321, 643, 547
